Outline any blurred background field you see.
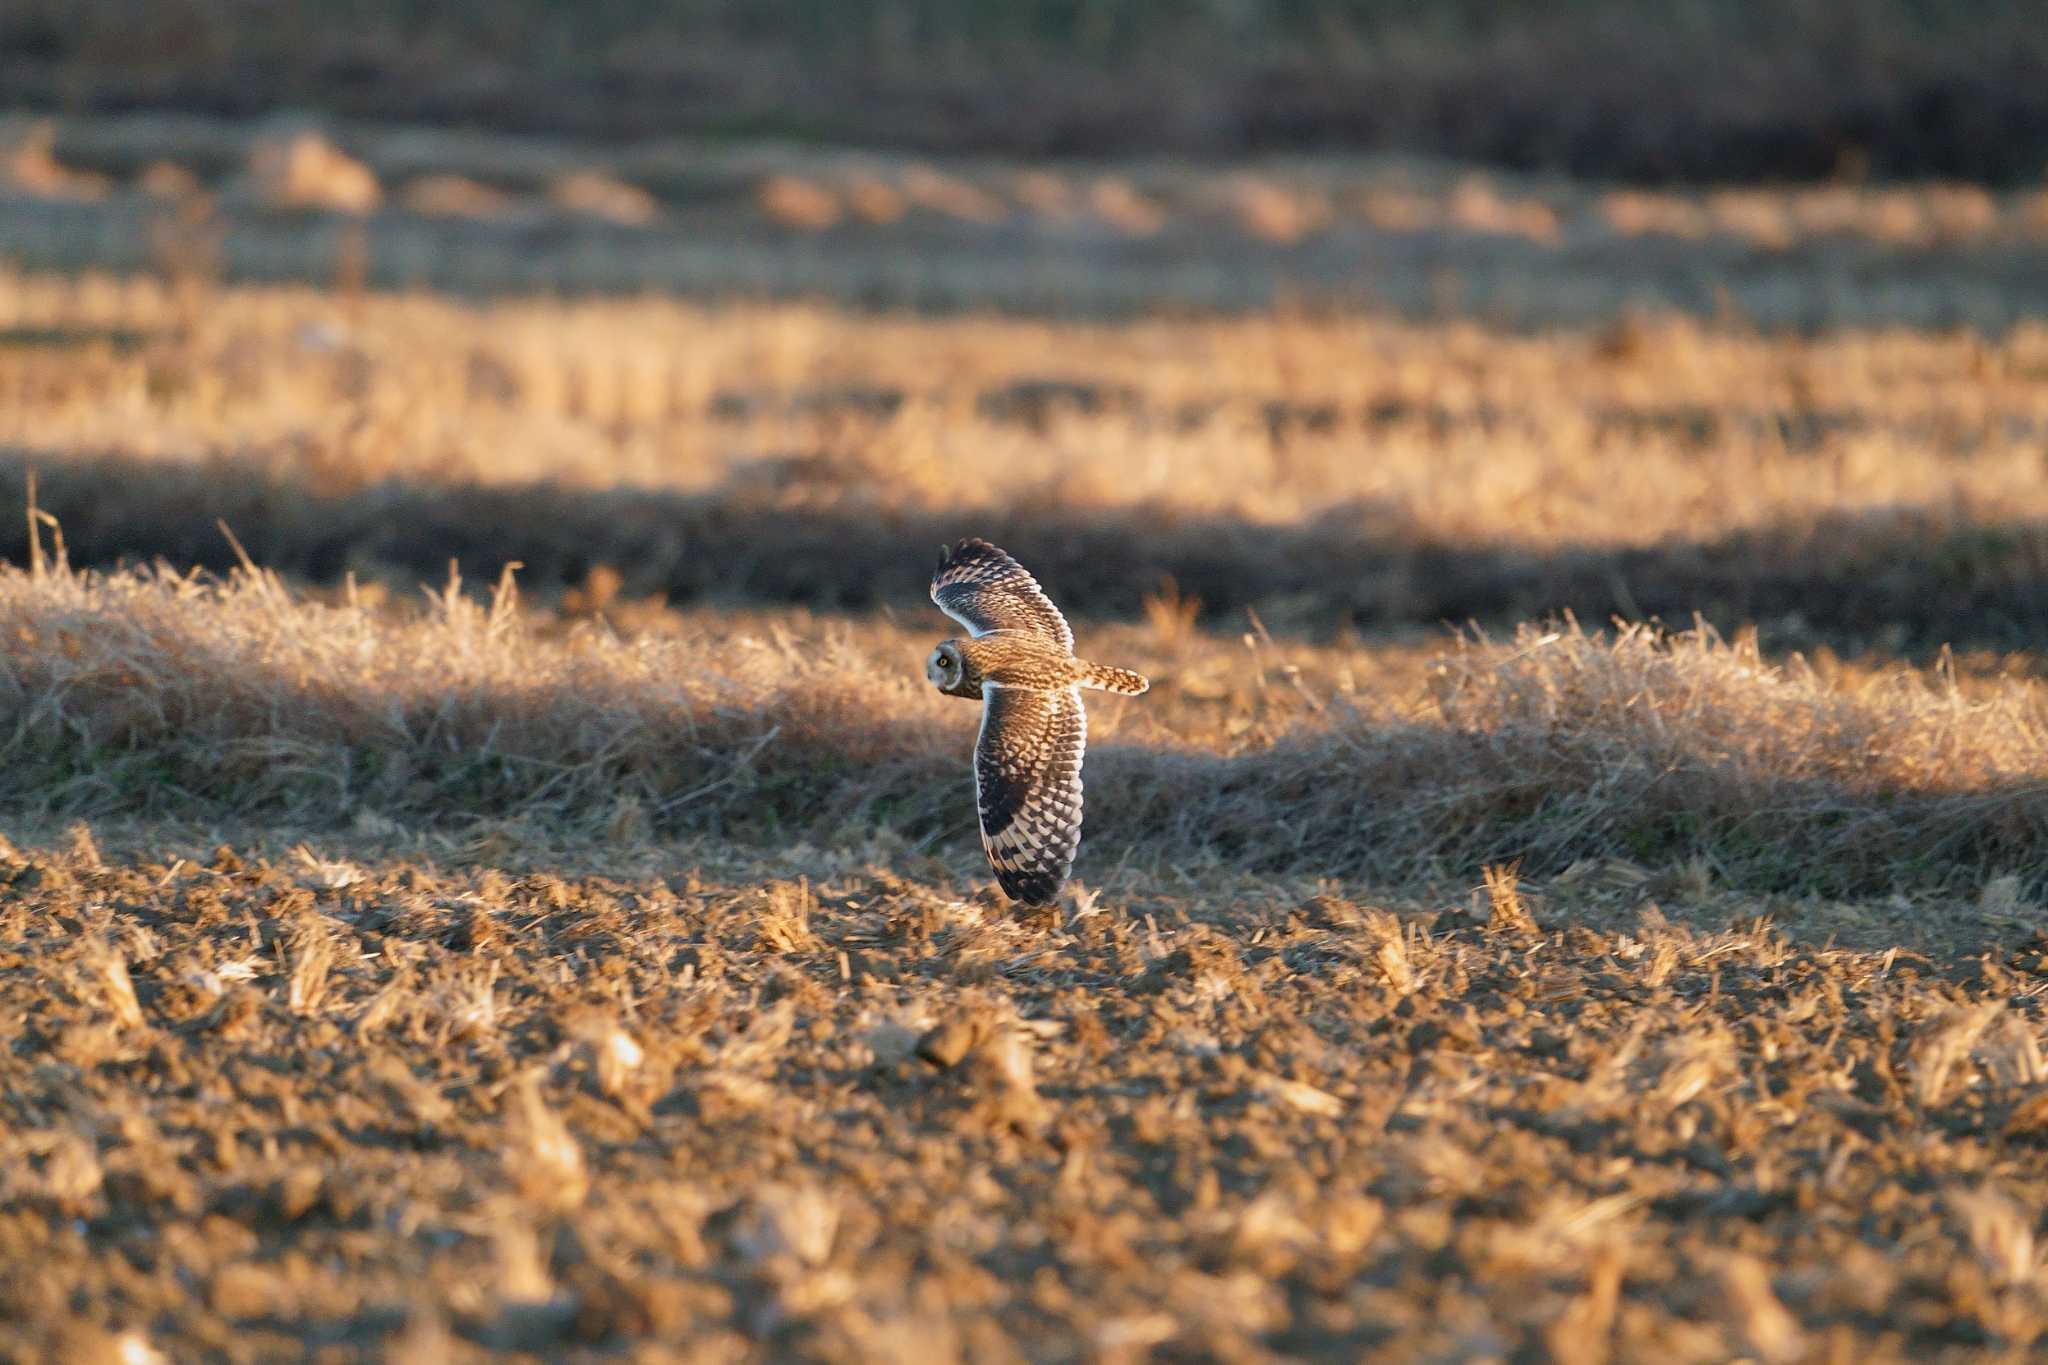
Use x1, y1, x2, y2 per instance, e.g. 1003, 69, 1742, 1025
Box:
11, 0, 2048, 180
6, 108, 2048, 323
6, 1, 2048, 322
6, 5, 2048, 1363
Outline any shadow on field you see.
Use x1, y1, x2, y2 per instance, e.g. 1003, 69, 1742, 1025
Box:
4, 446, 2046, 654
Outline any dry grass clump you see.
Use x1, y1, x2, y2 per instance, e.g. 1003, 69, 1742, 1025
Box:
1418, 621, 2048, 883
5, 556, 2043, 900
545, 170, 659, 227
1, 119, 110, 201
0, 554, 957, 834
244, 129, 380, 215
756, 174, 842, 232
399, 173, 514, 220
1111, 619, 2048, 897
0, 555, 942, 832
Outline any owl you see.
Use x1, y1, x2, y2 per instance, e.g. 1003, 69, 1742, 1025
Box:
927, 539, 1149, 905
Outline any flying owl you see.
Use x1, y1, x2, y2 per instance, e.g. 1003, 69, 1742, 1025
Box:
926, 539, 1149, 905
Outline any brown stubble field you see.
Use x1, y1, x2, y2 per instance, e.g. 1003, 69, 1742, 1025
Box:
4, 147, 2048, 1360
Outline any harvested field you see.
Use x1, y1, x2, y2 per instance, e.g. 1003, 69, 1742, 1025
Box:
1, 821, 2046, 1362
4, 85, 2048, 1360
2, 533, 2047, 1358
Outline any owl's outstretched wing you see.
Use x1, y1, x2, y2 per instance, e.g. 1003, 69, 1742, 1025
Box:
974, 684, 1086, 905
932, 539, 1074, 651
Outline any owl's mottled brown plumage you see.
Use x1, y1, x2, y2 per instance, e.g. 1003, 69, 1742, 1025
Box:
926, 539, 1148, 905
930, 538, 1074, 651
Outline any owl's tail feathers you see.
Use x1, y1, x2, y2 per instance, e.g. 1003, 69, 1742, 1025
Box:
1078, 660, 1150, 695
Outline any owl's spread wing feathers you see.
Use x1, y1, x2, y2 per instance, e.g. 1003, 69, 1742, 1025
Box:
974, 684, 1086, 905
932, 539, 1074, 651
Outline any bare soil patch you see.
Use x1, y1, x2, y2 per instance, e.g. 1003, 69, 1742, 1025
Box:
3, 828, 2046, 1361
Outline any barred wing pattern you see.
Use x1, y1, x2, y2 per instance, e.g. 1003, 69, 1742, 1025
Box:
932, 539, 1074, 650
974, 684, 1087, 905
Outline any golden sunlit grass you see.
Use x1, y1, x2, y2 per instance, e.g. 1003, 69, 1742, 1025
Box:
5, 546, 2043, 909
5, 269, 2048, 653
8, 268, 2048, 531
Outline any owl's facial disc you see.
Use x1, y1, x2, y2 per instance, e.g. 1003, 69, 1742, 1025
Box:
927, 644, 960, 690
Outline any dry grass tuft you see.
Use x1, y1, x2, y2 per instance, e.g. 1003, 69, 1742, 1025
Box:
285, 920, 336, 1016
1364, 911, 1416, 996
733, 1184, 840, 1270
508, 1074, 589, 1213
589, 1023, 646, 1101
757, 175, 842, 232
1912, 1004, 2004, 1109
1140, 578, 1202, 649
86, 940, 146, 1032
1481, 862, 1539, 936
1947, 1186, 2048, 1292
1544, 1243, 1624, 1365
1, 120, 110, 201
400, 173, 514, 220
753, 879, 822, 954
1715, 1254, 1804, 1364
246, 129, 380, 215
545, 171, 658, 226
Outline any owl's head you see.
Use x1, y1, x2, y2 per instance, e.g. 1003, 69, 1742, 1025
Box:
927, 641, 978, 697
